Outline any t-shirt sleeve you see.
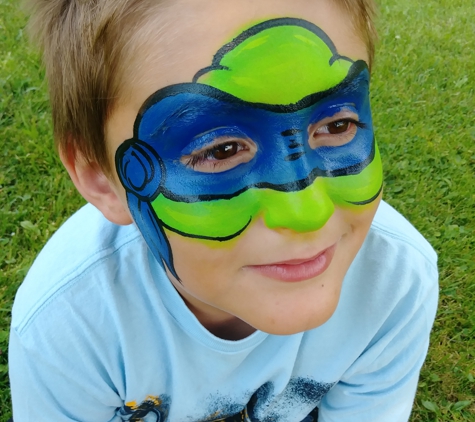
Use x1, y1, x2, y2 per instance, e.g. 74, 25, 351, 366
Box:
8, 205, 136, 421
9, 325, 123, 422
318, 249, 438, 422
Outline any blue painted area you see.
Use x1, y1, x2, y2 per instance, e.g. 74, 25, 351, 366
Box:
130, 67, 372, 202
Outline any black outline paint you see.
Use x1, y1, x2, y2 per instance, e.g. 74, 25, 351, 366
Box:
346, 183, 383, 205
160, 215, 253, 242
282, 129, 303, 137
116, 138, 166, 201
285, 152, 306, 162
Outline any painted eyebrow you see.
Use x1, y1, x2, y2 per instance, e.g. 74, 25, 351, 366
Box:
148, 102, 230, 139
147, 104, 191, 138
143, 97, 242, 143
328, 102, 357, 109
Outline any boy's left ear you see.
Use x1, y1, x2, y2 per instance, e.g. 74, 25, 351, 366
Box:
60, 146, 133, 226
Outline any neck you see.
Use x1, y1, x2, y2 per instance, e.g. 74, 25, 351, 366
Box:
184, 297, 257, 341
198, 309, 257, 340
166, 271, 257, 340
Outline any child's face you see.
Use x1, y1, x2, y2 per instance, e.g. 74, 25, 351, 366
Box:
105, 0, 382, 336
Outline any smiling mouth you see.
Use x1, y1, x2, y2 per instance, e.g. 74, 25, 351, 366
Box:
246, 243, 337, 282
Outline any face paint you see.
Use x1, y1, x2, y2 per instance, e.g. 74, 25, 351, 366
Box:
115, 18, 383, 279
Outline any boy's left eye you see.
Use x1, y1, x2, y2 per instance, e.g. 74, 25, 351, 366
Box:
308, 112, 366, 149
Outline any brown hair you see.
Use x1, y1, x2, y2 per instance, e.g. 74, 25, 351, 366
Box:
338, 0, 377, 70
25, 0, 377, 176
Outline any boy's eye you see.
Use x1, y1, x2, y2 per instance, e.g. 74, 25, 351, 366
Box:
181, 137, 257, 173
211, 142, 239, 160
308, 112, 366, 149
327, 120, 350, 134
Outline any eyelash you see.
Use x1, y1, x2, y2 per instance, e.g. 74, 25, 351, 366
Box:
317, 118, 366, 133
345, 119, 366, 129
184, 140, 248, 169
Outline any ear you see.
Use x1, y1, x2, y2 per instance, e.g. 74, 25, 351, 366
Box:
60, 146, 133, 226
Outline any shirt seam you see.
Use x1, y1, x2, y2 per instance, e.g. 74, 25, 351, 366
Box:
370, 221, 438, 272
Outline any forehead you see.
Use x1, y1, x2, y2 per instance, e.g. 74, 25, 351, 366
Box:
121, 0, 368, 110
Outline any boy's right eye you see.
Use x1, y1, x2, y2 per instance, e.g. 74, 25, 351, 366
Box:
181, 136, 257, 173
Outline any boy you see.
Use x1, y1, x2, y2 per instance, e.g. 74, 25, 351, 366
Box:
9, 0, 438, 421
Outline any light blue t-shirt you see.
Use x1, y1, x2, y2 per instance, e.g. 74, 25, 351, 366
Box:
9, 201, 438, 422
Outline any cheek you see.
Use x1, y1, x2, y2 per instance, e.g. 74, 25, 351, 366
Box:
341, 195, 381, 239
322, 142, 383, 207
165, 230, 242, 278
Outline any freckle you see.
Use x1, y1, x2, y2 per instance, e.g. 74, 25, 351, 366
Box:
321, 284, 324, 287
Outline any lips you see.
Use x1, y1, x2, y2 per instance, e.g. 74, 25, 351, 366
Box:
246, 243, 337, 282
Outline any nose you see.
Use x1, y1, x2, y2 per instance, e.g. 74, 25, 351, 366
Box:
260, 178, 335, 233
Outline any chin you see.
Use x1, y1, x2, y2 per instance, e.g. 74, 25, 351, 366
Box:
248, 305, 339, 336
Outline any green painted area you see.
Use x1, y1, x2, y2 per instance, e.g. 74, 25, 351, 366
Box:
324, 144, 383, 206
151, 145, 382, 239
197, 24, 352, 105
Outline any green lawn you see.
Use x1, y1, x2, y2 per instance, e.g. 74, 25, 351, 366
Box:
1, 0, 474, 420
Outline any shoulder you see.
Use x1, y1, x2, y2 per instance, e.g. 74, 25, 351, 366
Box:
11, 203, 145, 335
341, 200, 438, 328
368, 200, 437, 269
315, 201, 439, 390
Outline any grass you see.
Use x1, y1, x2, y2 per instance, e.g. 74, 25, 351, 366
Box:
0, 0, 474, 421
0, 1, 86, 419
372, 1, 475, 420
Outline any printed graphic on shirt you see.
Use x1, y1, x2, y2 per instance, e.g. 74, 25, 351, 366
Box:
119, 395, 170, 421
246, 379, 331, 421
115, 17, 382, 280
119, 378, 333, 421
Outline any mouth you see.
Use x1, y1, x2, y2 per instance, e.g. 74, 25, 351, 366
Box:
246, 243, 337, 282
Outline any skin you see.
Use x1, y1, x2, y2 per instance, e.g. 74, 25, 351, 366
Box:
103, 0, 381, 340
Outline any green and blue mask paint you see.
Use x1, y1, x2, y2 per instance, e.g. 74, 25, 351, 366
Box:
115, 18, 383, 280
